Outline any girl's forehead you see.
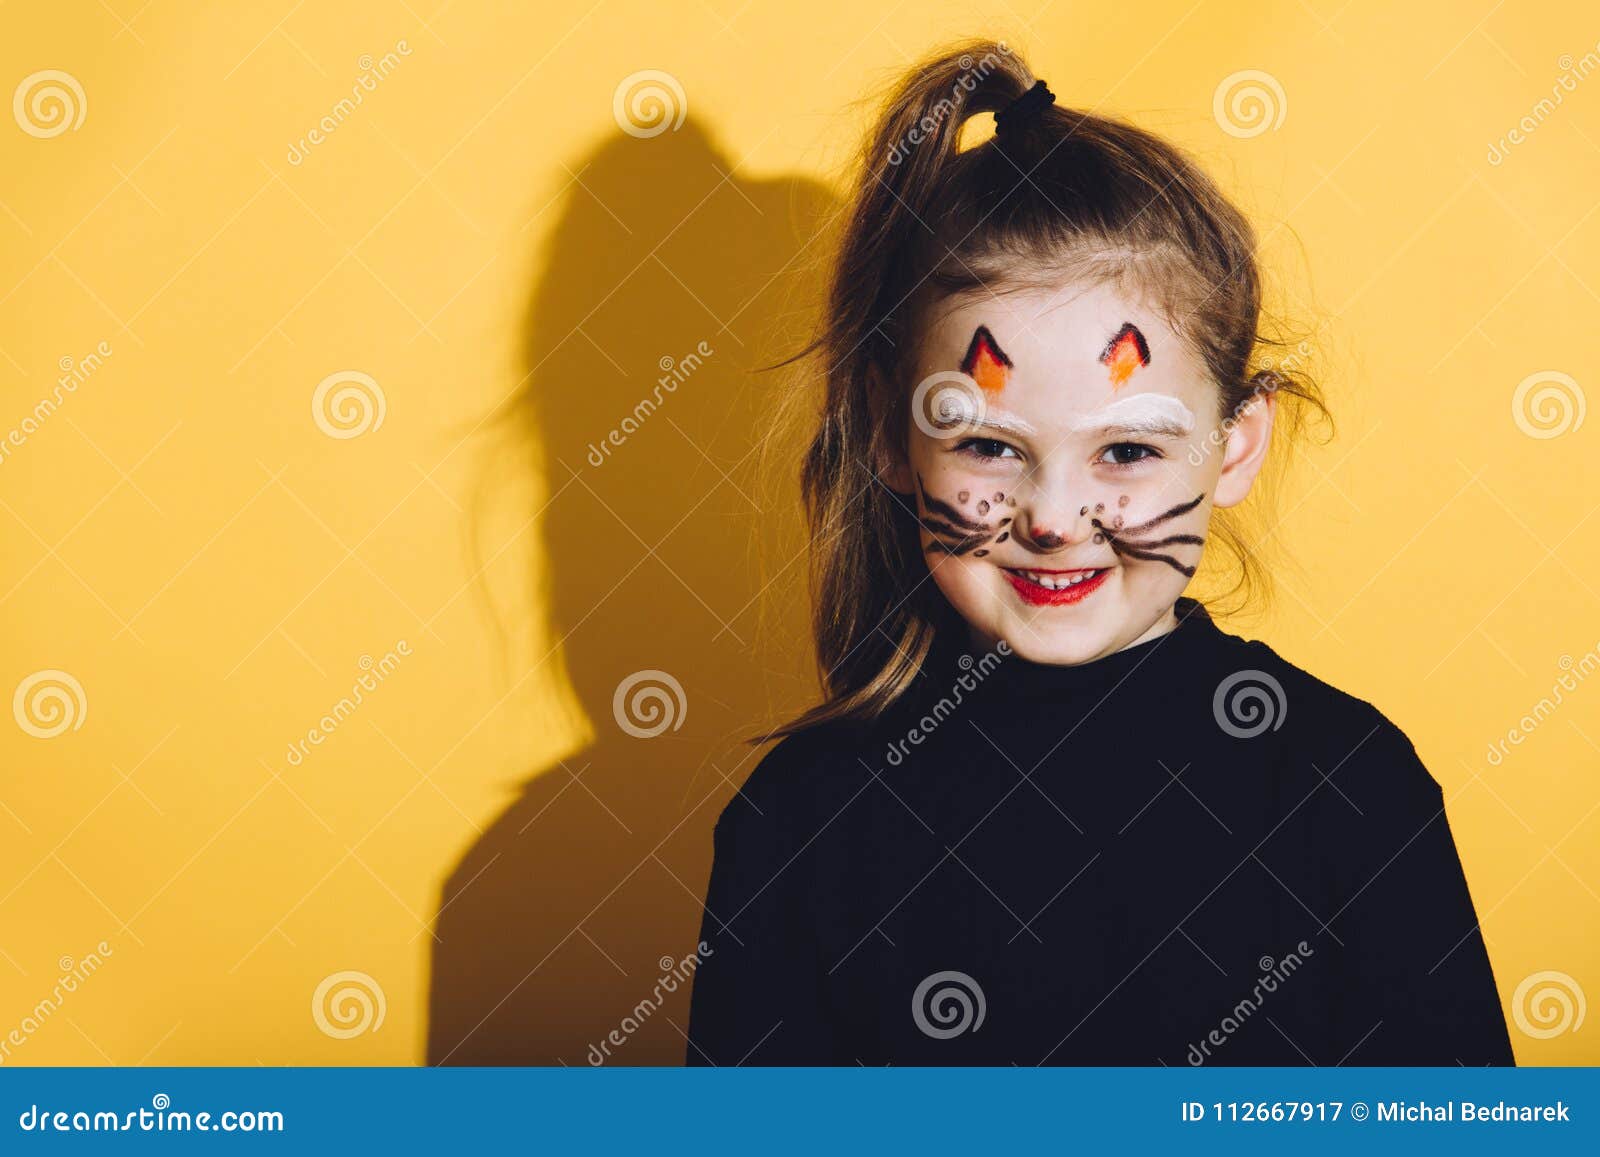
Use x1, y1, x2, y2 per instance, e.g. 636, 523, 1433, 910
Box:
917, 282, 1211, 423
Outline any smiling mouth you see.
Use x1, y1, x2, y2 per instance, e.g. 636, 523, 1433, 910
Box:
1003, 566, 1111, 606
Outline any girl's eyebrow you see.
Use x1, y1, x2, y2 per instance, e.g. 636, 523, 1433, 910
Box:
1086, 418, 1194, 440
964, 412, 1038, 437
1067, 393, 1195, 437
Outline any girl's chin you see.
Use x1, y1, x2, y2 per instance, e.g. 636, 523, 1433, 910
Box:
991, 629, 1119, 668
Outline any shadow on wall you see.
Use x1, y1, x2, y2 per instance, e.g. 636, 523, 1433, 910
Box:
427, 119, 836, 1065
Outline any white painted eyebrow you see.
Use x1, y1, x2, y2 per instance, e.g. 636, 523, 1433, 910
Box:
963, 412, 1038, 437
1067, 393, 1195, 436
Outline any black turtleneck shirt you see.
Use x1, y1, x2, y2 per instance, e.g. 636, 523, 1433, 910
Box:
685, 599, 1514, 1066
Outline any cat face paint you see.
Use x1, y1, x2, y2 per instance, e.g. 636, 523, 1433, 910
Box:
916, 474, 1013, 557
961, 325, 1013, 394
905, 281, 1231, 667
1090, 493, 1206, 577
1099, 322, 1151, 388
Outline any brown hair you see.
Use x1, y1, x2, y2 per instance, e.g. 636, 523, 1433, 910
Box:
769, 39, 1328, 739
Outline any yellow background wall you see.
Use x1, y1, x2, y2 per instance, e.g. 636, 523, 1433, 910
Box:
1, 0, 1595, 1065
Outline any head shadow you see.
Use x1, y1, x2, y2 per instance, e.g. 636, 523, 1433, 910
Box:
426, 117, 834, 1064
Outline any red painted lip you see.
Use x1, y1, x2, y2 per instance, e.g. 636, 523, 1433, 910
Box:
1003, 567, 1110, 606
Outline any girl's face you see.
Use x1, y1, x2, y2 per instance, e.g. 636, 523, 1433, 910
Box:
886, 280, 1274, 665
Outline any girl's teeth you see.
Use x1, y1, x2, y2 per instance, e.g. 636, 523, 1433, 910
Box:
1022, 570, 1099, 590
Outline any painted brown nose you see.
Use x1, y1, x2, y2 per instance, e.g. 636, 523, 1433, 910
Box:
1016, 519, 1073, 551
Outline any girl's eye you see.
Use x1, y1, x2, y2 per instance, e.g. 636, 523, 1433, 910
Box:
1100, 442, 1161, 467
954, 437, 1021, 461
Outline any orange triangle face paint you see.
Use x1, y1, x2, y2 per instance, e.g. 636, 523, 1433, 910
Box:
1099, 322, 1151, 387
961, 326, 1013, 393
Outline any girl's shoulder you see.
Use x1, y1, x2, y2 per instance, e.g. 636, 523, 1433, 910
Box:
1208, 624, 1444, 805
712, 716, 876, 844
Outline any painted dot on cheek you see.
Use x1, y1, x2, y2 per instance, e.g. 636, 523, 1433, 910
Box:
1094, 502, 1104, 514
1007, 497, 1017, 507
996, 531, 1009, 543
1093, 532, 1105, 544
999, 517, 1012, 526
993, 492, 1004, 502
957, 490, 970, 503
1118, 494, 1130, 507
977, 500, 990, 515
1079, 505, 1088, 517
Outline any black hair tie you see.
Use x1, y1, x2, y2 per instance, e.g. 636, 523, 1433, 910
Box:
995, 79, 1055, 139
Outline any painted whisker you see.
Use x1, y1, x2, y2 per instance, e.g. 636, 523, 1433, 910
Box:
1116, 493, 1204, 536
916, 472, 997, 557
1105, 542, 1198, 577
1088, 492, 1207, 577
1098, 531, 1205, 549
917, 479, 989, 531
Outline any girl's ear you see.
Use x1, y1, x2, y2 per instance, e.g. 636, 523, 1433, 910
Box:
1211, 387, 1276, 509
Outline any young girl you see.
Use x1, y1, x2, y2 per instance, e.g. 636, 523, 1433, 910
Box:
685, 42, 1513, 1066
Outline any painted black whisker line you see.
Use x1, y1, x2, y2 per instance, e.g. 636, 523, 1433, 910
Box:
1105, 540, 1198, 577
1091, 522, 1204, 550
918, 491, 988, 532
914, 472, 997, 558
1117, 493, 1204, 536
920, 516, 993, 543
924, 536, 992, 558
